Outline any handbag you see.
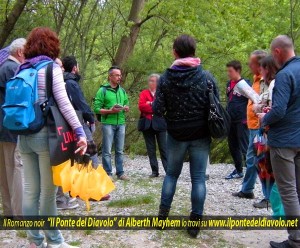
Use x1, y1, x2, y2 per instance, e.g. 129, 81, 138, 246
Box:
152, 115, 167, 132
45, 63, 83, 166
137, 115, 151, 132
206, 77, 231, 139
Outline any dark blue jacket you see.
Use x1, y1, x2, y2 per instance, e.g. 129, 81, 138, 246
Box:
153, 65, 219, 141
0, 58, 18, 143
226, 79, 251, 123
263, 56, 300, 147
64, 72, 95, 124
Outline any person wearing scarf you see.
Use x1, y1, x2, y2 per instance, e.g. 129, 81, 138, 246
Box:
153, 34, 220, 238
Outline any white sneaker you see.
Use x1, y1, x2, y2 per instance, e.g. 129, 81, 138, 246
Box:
68, 197, 77, 204
47, 242, 79, 248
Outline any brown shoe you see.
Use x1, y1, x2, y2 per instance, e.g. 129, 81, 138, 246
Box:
90, 194, 111, 202
118, 174, 129, 181
100, 194, 111, 201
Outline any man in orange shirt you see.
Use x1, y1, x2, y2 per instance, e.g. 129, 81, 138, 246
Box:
232, 50, 269, 208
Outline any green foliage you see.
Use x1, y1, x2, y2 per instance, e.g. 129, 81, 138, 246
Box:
2, 0, 300, 163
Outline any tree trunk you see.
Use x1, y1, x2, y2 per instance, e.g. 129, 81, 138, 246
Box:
113, 0, 146, 67
0, 0, 28, 48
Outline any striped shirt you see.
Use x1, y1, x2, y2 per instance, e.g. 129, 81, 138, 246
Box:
38, 63, 84, 137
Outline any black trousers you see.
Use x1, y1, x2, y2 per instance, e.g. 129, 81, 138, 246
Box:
227, 121, 249, 173
142, 127, 167, 175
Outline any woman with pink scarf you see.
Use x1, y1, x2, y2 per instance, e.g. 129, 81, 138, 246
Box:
153, 34, 220, 238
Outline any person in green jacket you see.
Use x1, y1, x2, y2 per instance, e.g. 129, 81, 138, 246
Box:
94, 66, 130, 180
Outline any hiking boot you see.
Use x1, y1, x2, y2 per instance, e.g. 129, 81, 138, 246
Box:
232, 191, 255, 199
187, 212, 202, 238
270, 240, 292, 248
156, 205, 170, 230
57, 200, 79, 210
118, 174, 130, 181
149, 173, 159, 178
253, 199, 270, 209
158, 205, 170, 221
47, 243, 79, 248
225, 169, 244, 180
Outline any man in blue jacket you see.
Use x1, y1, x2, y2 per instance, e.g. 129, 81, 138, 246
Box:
260, 35, 300, 248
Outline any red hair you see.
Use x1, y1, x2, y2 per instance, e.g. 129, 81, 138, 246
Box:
24, 27, 60, 60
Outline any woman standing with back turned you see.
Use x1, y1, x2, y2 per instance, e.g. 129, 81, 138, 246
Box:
153, 34, 220, 238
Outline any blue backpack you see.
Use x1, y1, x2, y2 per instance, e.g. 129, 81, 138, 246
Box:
2, 60, 52, 134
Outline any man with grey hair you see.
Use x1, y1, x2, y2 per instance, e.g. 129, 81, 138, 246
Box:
0, 38, 26, 217
138, 73, 167, 177
232, 50, 270, 209
259, 35, 300, 248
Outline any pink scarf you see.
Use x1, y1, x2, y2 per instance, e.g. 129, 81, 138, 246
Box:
171, 57, 201, 68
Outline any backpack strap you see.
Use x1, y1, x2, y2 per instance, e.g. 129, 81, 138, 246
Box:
101, 86, 107, 97
34, 60, 52, 71
45, 62, 53, 99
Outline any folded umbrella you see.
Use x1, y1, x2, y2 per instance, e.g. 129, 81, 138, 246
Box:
52, 157, 115, 211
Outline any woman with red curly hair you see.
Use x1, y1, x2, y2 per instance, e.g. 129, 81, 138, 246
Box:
18, 27, 87, 248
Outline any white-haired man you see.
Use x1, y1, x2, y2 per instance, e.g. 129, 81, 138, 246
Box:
0, 38, 26, 217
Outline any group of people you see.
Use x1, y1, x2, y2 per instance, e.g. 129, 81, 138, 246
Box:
141, 34, 300, 248
225, 51, 277, 210
0, 26, 299, 248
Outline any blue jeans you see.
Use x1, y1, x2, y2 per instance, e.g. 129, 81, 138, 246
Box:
19, 127, 63, 246
241, 129, 269, 199
102, 124, 125, 177
83, 123, 100, 167
160, 134, 210, 215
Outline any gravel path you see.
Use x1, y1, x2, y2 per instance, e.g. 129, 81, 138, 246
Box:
0, 155, 286, 248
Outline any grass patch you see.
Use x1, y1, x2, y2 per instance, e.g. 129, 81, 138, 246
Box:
84, 229, 94, 235
107, 194, 154, 208
69, 240, 82, 246
16, 230, 27, 238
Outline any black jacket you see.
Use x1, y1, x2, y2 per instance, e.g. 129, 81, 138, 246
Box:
153, 66, 219, 141
64, 72, 95, 124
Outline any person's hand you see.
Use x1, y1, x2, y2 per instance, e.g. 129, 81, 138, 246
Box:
90, 123, 96, 134
257, 113, 266, 121
263, 106, 271, 113
110, 106, 122, 113
124, 105, 130, 112
75, 136, 87, 155
253, 104, 263, 113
